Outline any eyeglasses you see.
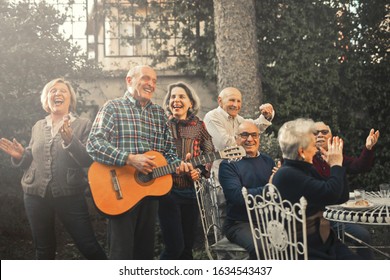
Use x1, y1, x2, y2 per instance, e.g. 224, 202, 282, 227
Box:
314, 129, 330, 136
237, 132, 259, 139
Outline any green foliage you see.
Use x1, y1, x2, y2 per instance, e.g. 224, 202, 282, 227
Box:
0, 0, 99, 140
261, 132, 281, 161
255, 0, 389, 188
173, 0, 216, 81
109, 0, 216, 82
257, 0, 341, 127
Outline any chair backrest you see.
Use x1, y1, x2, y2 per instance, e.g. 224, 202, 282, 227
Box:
242, 183, 308, 260
195, 176, 248, 260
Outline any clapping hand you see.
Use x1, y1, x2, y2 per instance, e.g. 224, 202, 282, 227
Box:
60, 115, 73, 145
0, 138, 25, 160
365, 128, 380, 150
321, 136, 343, 167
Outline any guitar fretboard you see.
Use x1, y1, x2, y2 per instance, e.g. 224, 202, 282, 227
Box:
152, 152, 221, 179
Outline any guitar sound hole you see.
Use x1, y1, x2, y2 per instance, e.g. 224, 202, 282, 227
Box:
137, 172, 154, 185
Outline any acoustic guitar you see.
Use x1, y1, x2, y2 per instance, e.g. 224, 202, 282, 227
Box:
88, 146, 246, 216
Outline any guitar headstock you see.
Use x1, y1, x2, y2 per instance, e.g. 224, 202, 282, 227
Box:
219, 146, 246, 160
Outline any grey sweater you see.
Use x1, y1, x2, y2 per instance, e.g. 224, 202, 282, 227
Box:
12, 117, 93, 198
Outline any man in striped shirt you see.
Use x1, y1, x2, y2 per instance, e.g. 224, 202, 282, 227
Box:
87, 65, 193, 259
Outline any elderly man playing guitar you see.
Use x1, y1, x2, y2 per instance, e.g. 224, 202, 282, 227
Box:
87, 65, 196, 260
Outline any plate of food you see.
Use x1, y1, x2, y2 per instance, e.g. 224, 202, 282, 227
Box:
340, 200, 374, 210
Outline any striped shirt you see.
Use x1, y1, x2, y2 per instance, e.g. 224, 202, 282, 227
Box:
87, 92, 179, 166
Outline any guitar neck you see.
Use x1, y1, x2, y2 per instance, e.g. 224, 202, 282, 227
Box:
152, 152, 221, 179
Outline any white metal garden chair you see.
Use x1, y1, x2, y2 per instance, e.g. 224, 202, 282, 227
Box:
194, 176, 248, 260
242, 183, 308, 260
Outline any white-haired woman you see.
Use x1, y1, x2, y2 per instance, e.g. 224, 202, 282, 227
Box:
0, 78, 106, 259
272, 118, 360, 260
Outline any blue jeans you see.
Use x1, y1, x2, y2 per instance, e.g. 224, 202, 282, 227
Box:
158, 192, 199, 260
331, 221, 374, 259
108, 198, 158, 259
24, 192, 106, 259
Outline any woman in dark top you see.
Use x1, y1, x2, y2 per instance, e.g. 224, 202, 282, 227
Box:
158, 81, 214, 259
272, 118, 360, 259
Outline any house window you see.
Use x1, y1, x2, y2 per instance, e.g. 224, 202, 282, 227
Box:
18, 0, 91, 56
58, 0, 89, 56
103, 0, 182, 57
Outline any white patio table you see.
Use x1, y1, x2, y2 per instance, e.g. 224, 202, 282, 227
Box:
323, 191, 390, 258
324, 191, 390, 225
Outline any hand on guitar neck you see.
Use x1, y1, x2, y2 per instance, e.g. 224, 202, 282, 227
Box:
177, 152, 194, 173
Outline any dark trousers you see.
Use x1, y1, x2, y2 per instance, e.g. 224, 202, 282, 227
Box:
24, 192, 106, 260
158, 192, 199, 260
108, 198, 158, 260
223, 219, 260, 259
308, 230, 362, 260
331, 221, 374, 259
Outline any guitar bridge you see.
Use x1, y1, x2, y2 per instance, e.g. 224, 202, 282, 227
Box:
110, 169, 123, 200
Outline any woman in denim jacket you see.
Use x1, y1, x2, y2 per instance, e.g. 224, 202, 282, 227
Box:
0, 78, 106, 259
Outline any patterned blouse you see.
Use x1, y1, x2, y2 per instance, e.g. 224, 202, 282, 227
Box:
168, 114, 214, 190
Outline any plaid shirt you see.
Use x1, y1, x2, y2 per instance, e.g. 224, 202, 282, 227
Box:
87, 92, 179, 166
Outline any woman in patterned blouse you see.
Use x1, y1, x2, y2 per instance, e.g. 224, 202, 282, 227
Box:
158, 81, 214, 259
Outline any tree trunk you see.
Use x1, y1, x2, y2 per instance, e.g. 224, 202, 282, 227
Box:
213, 0, 262, 118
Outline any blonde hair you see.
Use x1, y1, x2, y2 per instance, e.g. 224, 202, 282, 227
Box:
40, 78, 77, 113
